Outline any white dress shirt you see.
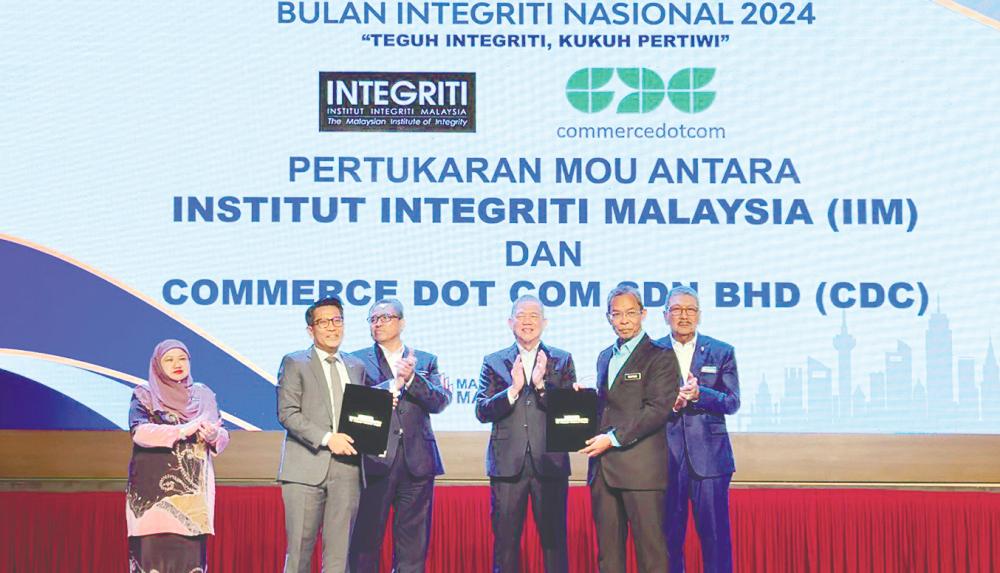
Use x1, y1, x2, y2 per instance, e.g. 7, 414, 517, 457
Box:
314, 346, 349, 444
508, 342, 540, 404
670, 334, 698, 384
380, 343, 404, 379
379, 343, 414, 391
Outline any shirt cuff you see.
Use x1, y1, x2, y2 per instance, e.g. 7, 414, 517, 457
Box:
606, 430, 620, 448
507, 388, 518, 404
321, 432, 332, 447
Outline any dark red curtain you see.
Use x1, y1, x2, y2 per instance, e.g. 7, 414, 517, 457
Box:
2, 487, 998, 572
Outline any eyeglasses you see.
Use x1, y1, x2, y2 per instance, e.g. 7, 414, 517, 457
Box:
368, 314, 400, 325
667, 306, 699, 317
312, 317, 345, 329
513, 313, 542, 322
608, 310, 641, 321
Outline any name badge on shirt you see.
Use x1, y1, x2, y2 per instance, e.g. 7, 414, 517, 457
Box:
624, 372, 642, 381
701, 366, 718, 374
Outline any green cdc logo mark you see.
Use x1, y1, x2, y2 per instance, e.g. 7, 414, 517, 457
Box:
566, 67, 716, 114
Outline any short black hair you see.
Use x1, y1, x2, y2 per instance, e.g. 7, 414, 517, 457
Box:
305, 295, 344, 325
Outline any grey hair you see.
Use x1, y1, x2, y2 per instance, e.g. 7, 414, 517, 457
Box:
511, 294, 544, 318
606, 284, 643, 313
666, 285, 700, 307
369, 298, 404, 319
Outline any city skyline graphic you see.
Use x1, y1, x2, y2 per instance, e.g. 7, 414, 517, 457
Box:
744, 301, 1000, 433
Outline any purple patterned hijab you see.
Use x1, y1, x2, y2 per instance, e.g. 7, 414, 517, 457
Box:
142, 339, 219, 423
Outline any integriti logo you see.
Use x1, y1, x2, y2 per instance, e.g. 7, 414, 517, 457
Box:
329, 78, 469, 107
565, 67, 716, 114
319, 71, 476, 132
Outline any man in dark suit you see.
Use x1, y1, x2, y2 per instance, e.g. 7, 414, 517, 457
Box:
348, 298, 452, 573
277, 295, 368, 573
580, 284, 679, 573
475, 294, 577, 573
658, 286, 740, 573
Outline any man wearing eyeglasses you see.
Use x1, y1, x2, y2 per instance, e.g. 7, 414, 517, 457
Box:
277, 295, 368, 573
348, 298, 452, 573
579, 284, 679, 573
475, 294, 578, 572
657, 286, 739, 573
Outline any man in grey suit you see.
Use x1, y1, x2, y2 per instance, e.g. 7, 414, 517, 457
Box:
580, 284, 680, 573
277, 295, 367, 573
475, 294, 577, 572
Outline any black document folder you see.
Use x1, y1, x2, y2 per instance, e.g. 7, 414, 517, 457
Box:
337, 384, 393, 455
546, 388, 598, 452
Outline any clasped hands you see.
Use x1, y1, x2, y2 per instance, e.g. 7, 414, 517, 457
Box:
392, 348, 418, 394
509, 350, 548, 397
674, 373, 700, 411
180, 419, 223, 443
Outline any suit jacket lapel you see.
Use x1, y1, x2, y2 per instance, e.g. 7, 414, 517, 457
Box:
373, 344, 394, 382
690, 337, 709, 379
611, 333, 648, 389
379, 345, 405, 421
498, 344, 518, 388
538, 341, 553, 378
345, 360, 365, 386
597, 348, 611, 391
308, 347, 335, 417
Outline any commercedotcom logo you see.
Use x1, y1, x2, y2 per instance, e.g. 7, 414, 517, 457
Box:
566, 67, 716, 114
319, 72, 475, 132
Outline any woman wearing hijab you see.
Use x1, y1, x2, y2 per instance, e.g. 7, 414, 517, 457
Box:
126, 339, 229, 573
